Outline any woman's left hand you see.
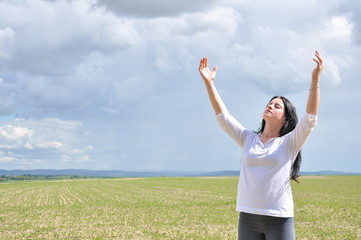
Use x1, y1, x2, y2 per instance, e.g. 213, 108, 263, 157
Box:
312, 50, 323, 81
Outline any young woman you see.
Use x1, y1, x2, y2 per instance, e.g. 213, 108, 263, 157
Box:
198, 51, 323, 240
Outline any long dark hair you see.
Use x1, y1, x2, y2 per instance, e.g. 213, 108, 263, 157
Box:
257, 96, 302, 182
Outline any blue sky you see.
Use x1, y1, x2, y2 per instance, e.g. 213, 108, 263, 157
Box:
0, 0, 360, 172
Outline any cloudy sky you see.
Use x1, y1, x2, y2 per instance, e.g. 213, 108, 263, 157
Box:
0, 0, 360, 173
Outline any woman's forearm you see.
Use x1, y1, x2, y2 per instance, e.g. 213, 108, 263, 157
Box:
204, 81, 228, 115
306, 80, 320, 115
199, 57, 228, 115
306, 51, 323, 115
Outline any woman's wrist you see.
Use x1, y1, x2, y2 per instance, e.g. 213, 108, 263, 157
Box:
309, 80, 320, 90
309, 85, 319, 91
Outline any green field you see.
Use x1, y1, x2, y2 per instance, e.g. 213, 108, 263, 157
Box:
0, 176, 360, 239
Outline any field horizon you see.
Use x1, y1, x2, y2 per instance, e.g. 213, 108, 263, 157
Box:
1, 168, 360, 178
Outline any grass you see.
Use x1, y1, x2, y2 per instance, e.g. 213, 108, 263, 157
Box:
293, 176, 360, 240
0, 176, 360, 239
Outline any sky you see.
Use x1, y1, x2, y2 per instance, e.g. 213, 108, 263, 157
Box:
0, 0, 360, 173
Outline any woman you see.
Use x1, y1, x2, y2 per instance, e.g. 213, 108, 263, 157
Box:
198, 51, 323, 240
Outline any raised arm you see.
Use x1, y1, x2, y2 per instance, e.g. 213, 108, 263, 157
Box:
198, 57, 228, 115
306, 51, 323, 115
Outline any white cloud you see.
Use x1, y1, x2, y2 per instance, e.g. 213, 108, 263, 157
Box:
71, 145, 94, 154
323, 17, 352, 43
0, 157, 16, 163
34, 141, 64, 150
0, 125, 32, 142
76, 154, 92, 162
0, 118, 94, 166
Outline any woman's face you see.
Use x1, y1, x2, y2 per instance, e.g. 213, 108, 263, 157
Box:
263, 97, 286, 122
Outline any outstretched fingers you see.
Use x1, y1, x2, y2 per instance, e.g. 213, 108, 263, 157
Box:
199, 57, 206, 71
200, 57, 208, 68
313, 50, 323, 67
198, 57, 218, 82
311, 50, 323, 82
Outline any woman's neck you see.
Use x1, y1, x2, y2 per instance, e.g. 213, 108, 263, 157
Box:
261, 122, 282, 139
259, 125, 281, 145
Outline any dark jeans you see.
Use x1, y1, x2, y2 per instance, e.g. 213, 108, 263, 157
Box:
238, 212, 296, 240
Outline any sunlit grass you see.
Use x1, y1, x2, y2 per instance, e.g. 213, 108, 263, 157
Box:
293, 176, 360, 240
0, 176, 359, 239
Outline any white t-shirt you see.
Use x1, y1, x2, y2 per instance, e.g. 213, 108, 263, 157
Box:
216, 111, 317, 218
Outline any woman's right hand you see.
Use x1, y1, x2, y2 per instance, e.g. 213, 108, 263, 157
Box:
199, 57, 218, 84
198, 57, 227, 114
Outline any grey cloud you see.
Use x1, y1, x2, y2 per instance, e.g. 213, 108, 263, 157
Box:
0, 0, 351, 111
0, 27, 15, 59
0, 1, 141, 76
0, 0, 143, 115
342, 1, 361, 45
95, 0, 220, 18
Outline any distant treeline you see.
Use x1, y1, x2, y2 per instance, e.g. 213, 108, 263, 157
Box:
0, 174, 89, 181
